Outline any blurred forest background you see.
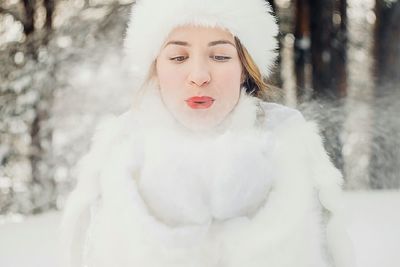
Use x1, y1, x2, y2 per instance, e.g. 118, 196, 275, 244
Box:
0, 0, 399, 220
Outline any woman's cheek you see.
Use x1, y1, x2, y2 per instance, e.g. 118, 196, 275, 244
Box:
215, 65, 242, 90
162, 68, 186, 88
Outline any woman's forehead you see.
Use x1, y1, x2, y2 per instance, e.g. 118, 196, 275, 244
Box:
165, 25, 235, 43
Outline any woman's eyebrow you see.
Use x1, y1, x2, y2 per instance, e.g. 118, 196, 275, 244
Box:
164, 41, 190, 48
208, 40, 236, 47
164, 40, 236, 48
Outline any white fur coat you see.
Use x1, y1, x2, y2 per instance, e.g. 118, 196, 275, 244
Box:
59, 84, 355, 267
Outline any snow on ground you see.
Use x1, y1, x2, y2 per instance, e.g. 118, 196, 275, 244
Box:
0, 190, 399, 267
343, 190, 400, 267
0, 211, 61, 267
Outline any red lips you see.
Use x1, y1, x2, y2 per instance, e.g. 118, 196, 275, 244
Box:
185, 96, 215, 109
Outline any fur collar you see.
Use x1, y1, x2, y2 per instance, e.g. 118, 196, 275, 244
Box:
59, 85, 355, 267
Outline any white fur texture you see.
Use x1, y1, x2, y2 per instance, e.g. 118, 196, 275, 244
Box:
59, 83, 355, 267
123, 0, 279, 88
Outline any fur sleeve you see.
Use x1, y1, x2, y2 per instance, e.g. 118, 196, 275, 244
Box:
58, 115, 119, 267
216, 113, 356, 267
301, 120, 357, 267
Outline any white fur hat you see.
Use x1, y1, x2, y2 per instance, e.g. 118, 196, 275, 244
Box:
123, 0, 279, 87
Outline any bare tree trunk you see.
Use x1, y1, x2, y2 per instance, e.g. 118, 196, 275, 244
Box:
44, 0, 54, 31
294, 0, 311, 102
43, 0, 54, 45
341, 0, 375, 190
22, 0, 36, 36
20, 0, 56, 212
309, 0, 335, 99
331, 0, 348, 98
374, 0, 400, 84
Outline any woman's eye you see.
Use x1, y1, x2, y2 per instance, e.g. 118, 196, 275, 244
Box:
169, 56, 187, 62
211, 55, 231, 61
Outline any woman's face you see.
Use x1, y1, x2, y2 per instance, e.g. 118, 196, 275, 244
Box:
155, 25, 243, 131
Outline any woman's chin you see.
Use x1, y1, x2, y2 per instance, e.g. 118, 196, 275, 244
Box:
176, 116, 225, 133
163, 104, 230, 133
180, 120, 217, 132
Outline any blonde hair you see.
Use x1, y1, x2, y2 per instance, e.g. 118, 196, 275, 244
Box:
234, 36, 282, 101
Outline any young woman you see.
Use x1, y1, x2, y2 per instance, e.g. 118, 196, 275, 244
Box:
60, 0, 355, 266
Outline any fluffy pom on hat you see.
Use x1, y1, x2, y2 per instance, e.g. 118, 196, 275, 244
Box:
123, 0, 279, 87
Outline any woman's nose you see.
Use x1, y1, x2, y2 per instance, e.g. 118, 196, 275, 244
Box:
187, 59, 211, 87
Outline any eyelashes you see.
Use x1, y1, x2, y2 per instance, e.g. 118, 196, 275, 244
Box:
168, 55, 232, 62
169, 56, 188, 62
212, 55, 232, 61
